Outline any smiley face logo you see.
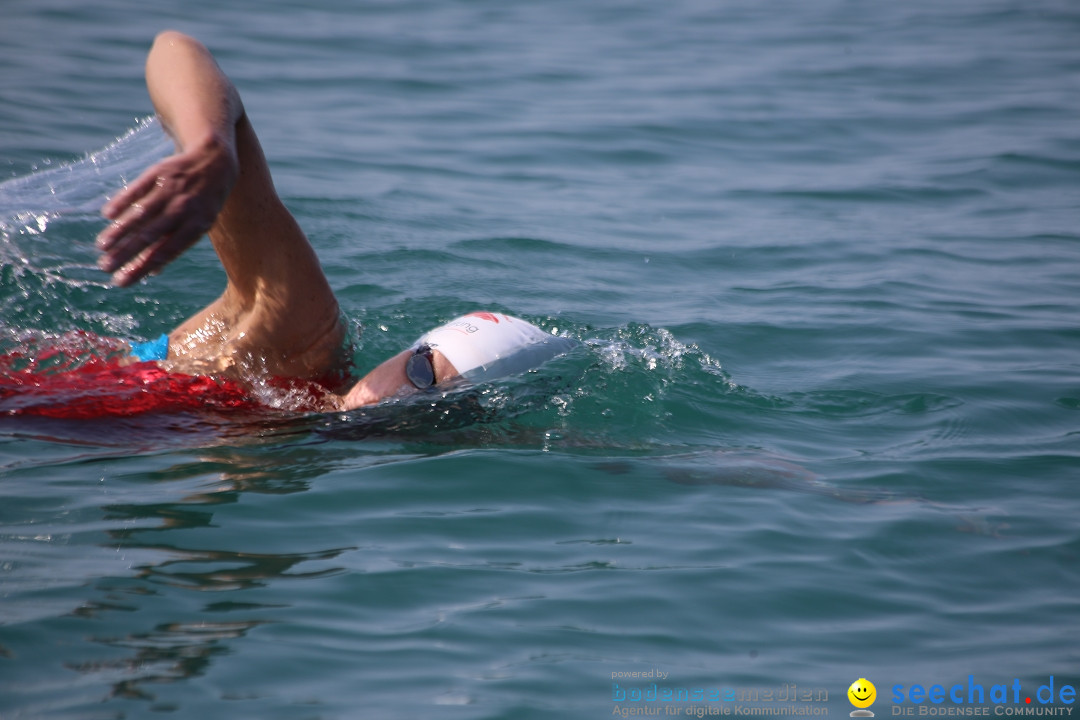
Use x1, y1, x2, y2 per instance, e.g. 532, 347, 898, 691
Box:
848, 678, 876, 709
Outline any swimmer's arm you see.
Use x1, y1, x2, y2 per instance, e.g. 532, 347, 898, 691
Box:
340, 350, 414, 408
98, 31, 342, 369
97, 30, 241, 287
97, 32, 333, 305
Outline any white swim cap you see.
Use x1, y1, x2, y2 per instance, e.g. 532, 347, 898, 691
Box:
412, 312, 576, 382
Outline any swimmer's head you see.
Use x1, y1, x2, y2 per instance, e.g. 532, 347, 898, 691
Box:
340, 312, 576, 410
411, 312, 574, 382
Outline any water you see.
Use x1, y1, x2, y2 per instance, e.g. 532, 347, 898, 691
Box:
2, 0, 1079, 717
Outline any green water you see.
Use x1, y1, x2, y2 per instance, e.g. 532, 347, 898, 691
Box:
2, 0, 1079, 717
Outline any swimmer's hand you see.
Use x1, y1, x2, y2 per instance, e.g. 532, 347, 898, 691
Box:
96, 133, 238, 287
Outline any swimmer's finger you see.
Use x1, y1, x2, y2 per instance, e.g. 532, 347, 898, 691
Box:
98, 156, 189, 250
98, 179, 215, 271
98, 220, 163, 274
111, 243, 163, 287
141, 215, 208, 273
98, 203, 187, 276
96, 190, 171, 252
101, 180, 146, 221
102, 165, 166, 220
110, 216, 206, 287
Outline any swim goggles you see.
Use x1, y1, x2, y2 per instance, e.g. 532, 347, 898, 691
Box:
406, 344, 436, 389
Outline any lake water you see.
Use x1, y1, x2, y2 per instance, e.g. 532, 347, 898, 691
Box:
2, 0, 1079, 718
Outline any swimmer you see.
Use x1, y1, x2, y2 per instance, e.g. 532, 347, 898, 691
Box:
95, 31, 572, 411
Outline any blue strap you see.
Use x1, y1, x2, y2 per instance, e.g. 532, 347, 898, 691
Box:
128, 334, 169, 362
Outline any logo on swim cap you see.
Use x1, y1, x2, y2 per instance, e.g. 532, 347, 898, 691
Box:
467, 312, 502, 324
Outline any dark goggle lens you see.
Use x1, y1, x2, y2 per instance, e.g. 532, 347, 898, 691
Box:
406, 347, 435, 389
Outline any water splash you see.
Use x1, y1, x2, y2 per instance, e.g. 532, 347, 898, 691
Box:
1, 118, 173, 338
0, 116, 171, 235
